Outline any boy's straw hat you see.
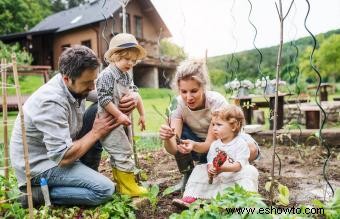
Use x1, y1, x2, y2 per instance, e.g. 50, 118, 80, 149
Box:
104, 33, 146, 60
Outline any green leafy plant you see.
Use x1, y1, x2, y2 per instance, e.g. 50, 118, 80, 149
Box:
312, 188, 340, 219
265, 180, 290, 206
144, 184, 160, 211
170, 184, 268, 218
162, 186, 177, 197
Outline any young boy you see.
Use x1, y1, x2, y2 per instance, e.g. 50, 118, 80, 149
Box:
96, 33, 147, 196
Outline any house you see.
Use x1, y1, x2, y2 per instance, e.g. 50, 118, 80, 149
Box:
0, 0, 178, 88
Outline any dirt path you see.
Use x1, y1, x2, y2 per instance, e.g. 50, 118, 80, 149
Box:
99, 145, 340, 218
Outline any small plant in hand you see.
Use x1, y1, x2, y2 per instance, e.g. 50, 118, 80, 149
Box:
152, 94, 182, 144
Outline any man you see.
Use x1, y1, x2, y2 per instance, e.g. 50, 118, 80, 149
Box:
10, 46, 137, 207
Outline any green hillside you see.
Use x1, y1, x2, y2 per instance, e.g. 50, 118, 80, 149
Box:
207, 28, 340, 86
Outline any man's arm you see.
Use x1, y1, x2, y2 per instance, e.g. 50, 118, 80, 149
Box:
60, 113, 117, 166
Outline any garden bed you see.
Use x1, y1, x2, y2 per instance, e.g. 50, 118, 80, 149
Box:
98, 144, 340, 218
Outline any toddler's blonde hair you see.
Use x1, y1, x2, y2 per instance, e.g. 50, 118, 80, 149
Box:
212, 104, 245, 134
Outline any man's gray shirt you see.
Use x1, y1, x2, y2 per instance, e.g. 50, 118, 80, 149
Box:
10, 74, 85, 187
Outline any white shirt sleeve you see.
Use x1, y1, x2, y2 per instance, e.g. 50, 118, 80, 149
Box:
207, 140, 219, 164
233, 138, 250, 168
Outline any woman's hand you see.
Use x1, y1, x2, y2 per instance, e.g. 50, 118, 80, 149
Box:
177, 139, 195, 154
159, 124, 175, 140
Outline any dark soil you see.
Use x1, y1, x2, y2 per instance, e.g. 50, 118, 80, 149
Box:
99, 145, 340, 219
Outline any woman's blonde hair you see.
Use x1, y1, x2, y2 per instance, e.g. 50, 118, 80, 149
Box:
212, 105, 245, 134
105, 47, 140, 63
172, 59, 210, 90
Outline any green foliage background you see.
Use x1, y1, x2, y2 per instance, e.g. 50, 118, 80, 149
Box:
208, 29, 340, 88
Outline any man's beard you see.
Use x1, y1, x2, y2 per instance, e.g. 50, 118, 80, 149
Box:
68, 88, 88, 99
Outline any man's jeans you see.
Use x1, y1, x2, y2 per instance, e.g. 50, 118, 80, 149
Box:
28, 103, 114, 206
30, 162, 115, 206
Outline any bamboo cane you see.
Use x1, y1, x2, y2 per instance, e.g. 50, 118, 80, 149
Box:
12, 54, 34, 219
120, 0, 140, 179
1, 58, 9, 181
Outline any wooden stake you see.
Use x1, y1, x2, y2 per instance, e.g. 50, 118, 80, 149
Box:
1, 58, 9, 180
12, 54, 34, 219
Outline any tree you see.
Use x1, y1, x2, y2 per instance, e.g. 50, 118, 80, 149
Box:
50, 0, 66, 13
299, 34, 340, 82
317, 34, 340, 81
0, 41, 33, 65
0, 0, 51, 34
68, 0, 87, 8
160, 38, 187, 61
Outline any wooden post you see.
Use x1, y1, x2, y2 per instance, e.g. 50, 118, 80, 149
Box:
12, 54, 34, 219
269, 95, 284, 130
1, 59, 9, 180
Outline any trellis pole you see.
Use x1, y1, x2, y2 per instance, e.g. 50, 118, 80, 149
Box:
119, 0, 140, 176
269, 0, 294, 204
12, 53, 34, 219
1, 58, 9, 181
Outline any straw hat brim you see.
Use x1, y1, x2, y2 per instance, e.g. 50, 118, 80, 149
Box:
104, 44, 146, 61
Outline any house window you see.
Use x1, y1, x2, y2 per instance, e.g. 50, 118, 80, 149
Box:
61, 44, 70, 51
135, 16, 143, 38
81, 40, 92, 49
121, 13, 131, 33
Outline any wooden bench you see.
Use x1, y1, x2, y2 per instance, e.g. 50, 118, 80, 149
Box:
300, 105, 320, 129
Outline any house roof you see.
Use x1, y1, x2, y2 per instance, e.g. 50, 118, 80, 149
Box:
30, 0, 171, 36
31, 0, 121, 33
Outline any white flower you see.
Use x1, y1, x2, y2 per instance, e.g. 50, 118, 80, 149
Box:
224, 79, 241, 90
240, 80, 254, 89
269, 79, 286, 86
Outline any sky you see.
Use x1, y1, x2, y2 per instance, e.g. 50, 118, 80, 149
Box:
151, 0, 340, 58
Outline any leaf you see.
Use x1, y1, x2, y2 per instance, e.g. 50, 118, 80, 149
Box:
162, 186, 176, 197
265, 181, 272, 192
149, 184, 160, 197
169, 96, 178, 111
165, 107, 170, 118
278, 183, 289, 198
133, 135, 141, 142
277, 193, 289, 206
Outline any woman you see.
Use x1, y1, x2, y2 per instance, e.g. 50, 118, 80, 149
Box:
159, 59, 259, 191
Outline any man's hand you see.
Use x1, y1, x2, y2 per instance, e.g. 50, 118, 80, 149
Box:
118, 93, 138, 114
92, 113, 119, 139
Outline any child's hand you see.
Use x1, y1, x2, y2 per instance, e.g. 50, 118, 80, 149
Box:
138, 115, 146, 131
207, 164, 217, 178
117, 113, 131, 126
